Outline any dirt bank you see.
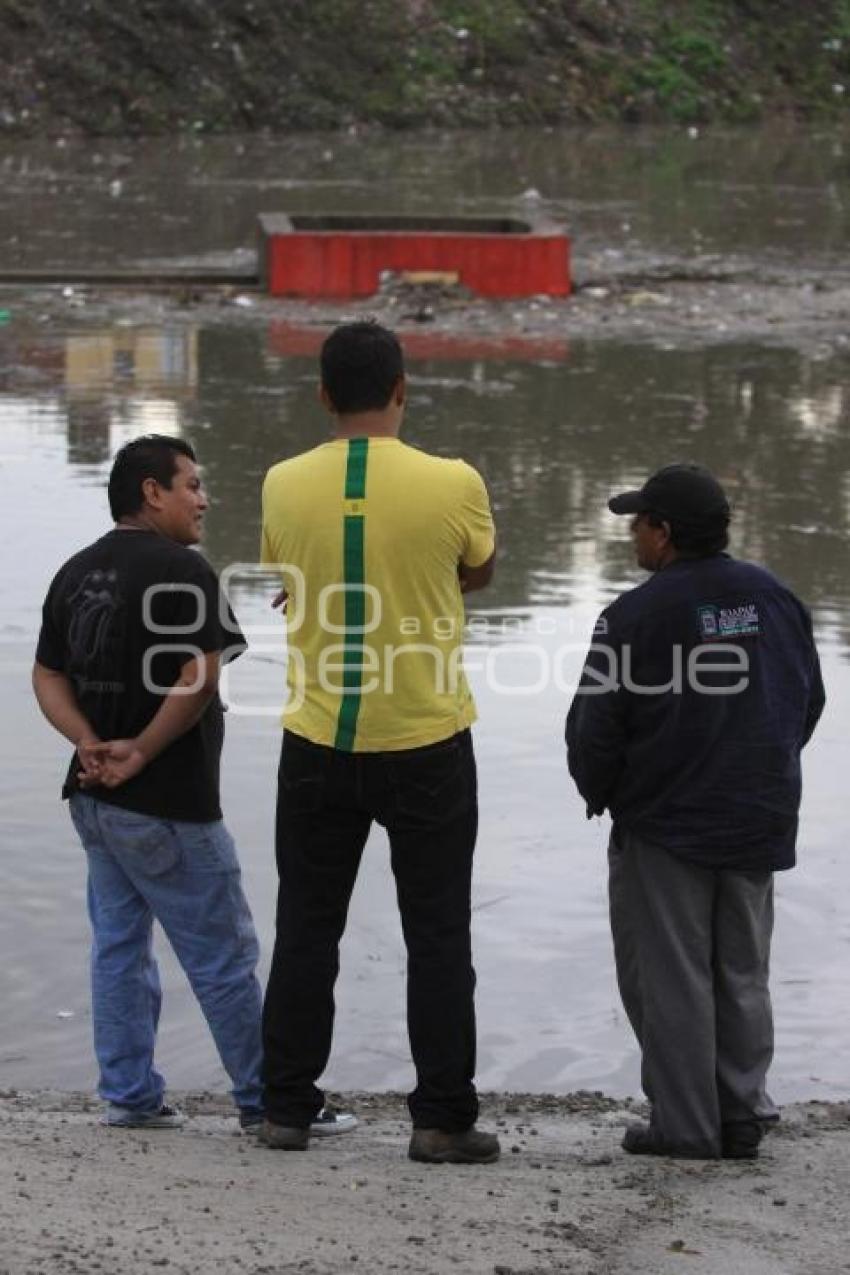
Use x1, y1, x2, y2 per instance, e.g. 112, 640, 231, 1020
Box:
1, 0, 849, 137
1, 1090, 848, 1275
3, 247, 850, 361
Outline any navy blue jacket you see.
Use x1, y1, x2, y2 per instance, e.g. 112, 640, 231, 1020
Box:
566, 555, 825, 871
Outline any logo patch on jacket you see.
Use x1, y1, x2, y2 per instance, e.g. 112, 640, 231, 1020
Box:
697, 602, 760, 640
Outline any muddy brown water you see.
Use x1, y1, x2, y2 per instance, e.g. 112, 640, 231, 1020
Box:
0, 125, 847, 1103
1, 124, 849, 272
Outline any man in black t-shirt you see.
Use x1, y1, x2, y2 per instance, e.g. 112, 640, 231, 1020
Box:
33, 434, 266, 1128
35, 435, 356, 1136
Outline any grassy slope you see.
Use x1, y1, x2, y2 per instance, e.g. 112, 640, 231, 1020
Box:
1, 0, 849, 134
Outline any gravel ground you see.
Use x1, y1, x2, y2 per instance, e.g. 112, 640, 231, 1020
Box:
1, 1091, 848, 1275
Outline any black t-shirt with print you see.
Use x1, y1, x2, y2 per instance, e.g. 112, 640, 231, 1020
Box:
36, 529, 247, 822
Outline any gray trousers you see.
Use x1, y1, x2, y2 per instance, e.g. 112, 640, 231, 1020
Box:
609, 827, 778, 1157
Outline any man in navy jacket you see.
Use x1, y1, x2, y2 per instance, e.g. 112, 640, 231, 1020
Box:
566, 464, 824, 1160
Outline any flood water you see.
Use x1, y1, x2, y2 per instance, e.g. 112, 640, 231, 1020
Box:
2, 124, 850, 274
1, 126, 848, 1103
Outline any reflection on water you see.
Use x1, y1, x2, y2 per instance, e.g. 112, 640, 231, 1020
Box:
6, 319, 850, 640
2, 326, 198, 462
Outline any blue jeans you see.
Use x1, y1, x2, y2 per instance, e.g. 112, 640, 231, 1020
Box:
69, 793, 263, 1114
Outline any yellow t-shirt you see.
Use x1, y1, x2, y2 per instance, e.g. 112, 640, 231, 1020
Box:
261, 436, 495, 751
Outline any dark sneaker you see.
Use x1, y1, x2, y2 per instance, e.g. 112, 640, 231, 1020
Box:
622, 1122, 717, 1160
103, 1103, 184, 1129
721, 1120, 762, 1160
409, 1127, 500, 1165
258, 1121, 309, 1151
310, 1106, 358, 1137
240, 1106, 357, 1137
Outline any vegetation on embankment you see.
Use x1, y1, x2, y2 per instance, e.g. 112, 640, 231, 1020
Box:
1, 0, 849, 135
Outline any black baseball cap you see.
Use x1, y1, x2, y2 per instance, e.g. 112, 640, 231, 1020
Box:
608, 463, 730, 524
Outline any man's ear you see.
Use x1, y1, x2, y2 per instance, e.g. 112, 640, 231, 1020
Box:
394, 375, 406, 407
319, 383, 335, 413
140, 475, 162, 509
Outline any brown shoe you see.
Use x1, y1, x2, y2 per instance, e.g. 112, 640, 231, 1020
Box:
258, 1120, 309, 1151
409, 1127, 500, 1164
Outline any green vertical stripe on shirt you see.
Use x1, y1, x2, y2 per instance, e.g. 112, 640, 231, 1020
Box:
344, 436, 369, 501
334, 438, 369, 751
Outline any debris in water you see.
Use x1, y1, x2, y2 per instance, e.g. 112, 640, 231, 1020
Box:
626, 290, 671, 307
401, 270, 459, 287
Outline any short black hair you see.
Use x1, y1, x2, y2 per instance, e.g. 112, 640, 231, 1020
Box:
646, 511, 730, 558
320, 321, 404, 415
108, 434, 197, 521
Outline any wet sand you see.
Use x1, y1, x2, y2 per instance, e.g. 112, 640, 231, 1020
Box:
1, 1090, 848, 1274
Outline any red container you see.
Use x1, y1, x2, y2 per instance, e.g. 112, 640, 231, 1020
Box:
259, 214, 570, 299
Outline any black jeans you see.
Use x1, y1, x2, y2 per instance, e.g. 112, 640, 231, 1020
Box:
262, 728, 480, 1131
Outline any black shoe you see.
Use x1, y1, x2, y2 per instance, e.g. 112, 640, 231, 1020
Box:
239, 1108, 264, 1132
721, 1120, 762, 1160
622, 1123, 676, 1156
621, 1122, 717, 1160
241, 1105, 357, 1137
409, 1127, 500, 1164
103, 1102, 185, 1129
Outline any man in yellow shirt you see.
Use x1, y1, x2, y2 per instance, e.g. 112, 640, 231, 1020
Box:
259, 321, 499, 1163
